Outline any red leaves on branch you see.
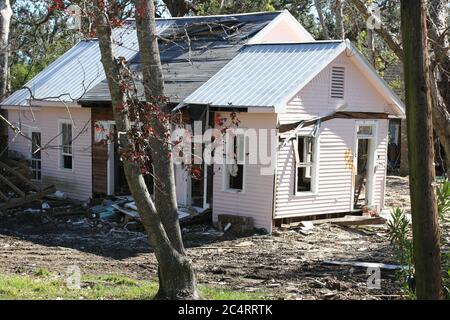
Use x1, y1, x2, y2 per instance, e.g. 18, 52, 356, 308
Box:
116, 103, 127, 113
110, 17, 125, 28
191, 166, 202, 180
48, 0, 64, 12
215, 114, 225, 126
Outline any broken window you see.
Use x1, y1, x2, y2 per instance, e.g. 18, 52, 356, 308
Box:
60, 122, 73, 170
357, 125, 374, 137
294, 135, 315, 193
225, 133, 245, 191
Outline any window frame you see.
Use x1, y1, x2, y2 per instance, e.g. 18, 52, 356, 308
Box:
294, 133, 319, 196
29, 128, 42, 181
58, 119, 74, 171
223, 129, 247, 193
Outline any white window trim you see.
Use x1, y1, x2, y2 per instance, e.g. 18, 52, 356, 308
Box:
294, 133, 320, 196
329, 63, 347, 102
28, 128, 42, 181
222, 128, 247, 193
58, 119, 74, 172
356, 121, 376, 139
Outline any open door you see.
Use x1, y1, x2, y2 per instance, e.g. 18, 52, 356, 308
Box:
353, 121, 377, 210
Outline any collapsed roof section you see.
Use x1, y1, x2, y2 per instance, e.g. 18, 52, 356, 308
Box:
1, 12, 284, 107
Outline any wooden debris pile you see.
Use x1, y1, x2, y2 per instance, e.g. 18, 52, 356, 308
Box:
89, 196, 212, 227
0, 159, 55, 211
280, 214, 386, 231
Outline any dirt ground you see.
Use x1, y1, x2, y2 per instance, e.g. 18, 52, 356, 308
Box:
0, 175, 424, 300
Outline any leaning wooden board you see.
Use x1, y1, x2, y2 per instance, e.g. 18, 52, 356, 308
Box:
0, 160, 56, 211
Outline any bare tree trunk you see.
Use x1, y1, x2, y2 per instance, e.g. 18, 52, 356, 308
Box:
401, 0, 442, 299
315, 0, 330, 39
333, 0, 345, 39
399, 120, 409, 176
0, 0, 11, 98
133, 0, 198, 299
428, 0, 450, 172
0, 0, 12, 156
162, 0, 193, 16
95, 0, 199, 300
349, 0, 403, 58
366, 28, 376, 66
350, 0, 450, 175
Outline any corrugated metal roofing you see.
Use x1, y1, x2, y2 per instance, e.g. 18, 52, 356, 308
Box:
184, 41, 347, 109
80, 12, 279, 104
2, 12, 281, 107
1, 26, 140, 106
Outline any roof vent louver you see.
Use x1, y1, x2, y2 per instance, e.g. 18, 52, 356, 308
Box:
330, 66, 345, 99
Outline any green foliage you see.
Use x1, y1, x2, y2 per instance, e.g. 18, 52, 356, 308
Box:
10, 38, 73, 91
34, 268, 51, 277
436, 179, 450, 299
386, 207, 415, 297
194, 0, 275, 15
444, 253, 450, 300
436, 179, 450, 221
8, 0, 79, 91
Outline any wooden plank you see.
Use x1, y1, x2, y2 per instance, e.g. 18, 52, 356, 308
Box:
279, 111, 390, 133
311, 215, 386, 226
0, 190, 8, 202
0, 160, 39, 191
112, 204, 142, 221
0, 185, 56, 210
323, 260, 405, 271
0, 173, 25, 197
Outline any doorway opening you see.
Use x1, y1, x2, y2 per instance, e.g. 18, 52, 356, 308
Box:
353, 122, 376, 210
106, 123, 154, 196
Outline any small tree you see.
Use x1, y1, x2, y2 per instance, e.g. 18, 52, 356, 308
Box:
0, 0, 12, 153
94, 0, 199, 299
0, 0, 11, 97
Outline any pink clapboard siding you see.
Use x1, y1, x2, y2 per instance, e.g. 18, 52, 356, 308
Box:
212, 112, 277, 232
275, 119, 388, 219
7, 108, 41, 160
275, 51, 391, 219
7, 107, 92, 201
279, 52, 393, 124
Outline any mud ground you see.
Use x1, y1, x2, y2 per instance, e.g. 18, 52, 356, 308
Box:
0, 175, 428, 300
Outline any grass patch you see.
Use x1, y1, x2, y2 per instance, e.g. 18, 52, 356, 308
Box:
199, 286, 265, 300
0, 273, 267, 300
34, 268, 52, 277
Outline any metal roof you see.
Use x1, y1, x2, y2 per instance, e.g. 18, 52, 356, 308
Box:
1, 12, 281, 107
79, 12, 280, 104
1, 26, 140, 106
184, 41, 347, 109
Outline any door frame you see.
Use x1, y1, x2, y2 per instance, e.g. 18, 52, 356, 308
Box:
106, 121, 116, 196
351, 120, 378, 211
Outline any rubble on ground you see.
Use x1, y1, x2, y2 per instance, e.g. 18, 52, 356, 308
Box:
1, 175, 443, 300
0, 159, 56, 211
